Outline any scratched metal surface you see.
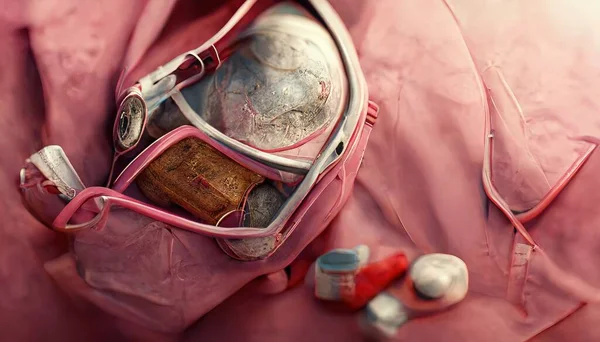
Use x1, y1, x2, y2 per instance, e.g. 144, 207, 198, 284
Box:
2, 0, 600, 341
147, 4, 344, 151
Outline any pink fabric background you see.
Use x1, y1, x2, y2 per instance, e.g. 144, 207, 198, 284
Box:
2, 0, 600, 340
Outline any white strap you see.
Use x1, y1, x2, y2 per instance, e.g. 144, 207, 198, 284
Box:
29, 146, 85, 199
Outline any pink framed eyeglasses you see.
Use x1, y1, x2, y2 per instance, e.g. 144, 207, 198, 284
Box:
27, 0, 378, 261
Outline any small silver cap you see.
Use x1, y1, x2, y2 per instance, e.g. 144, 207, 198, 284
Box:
362, 292, 408, 338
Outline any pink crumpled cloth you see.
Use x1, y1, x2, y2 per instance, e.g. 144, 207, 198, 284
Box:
2, 0, 600, 341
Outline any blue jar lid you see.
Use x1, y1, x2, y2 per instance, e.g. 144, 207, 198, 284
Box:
317, 249, 360, 272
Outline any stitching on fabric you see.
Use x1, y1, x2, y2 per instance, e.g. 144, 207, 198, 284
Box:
486, 67, 551, 188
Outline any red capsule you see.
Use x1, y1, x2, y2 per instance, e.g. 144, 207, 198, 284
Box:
342, 252, 409, 310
